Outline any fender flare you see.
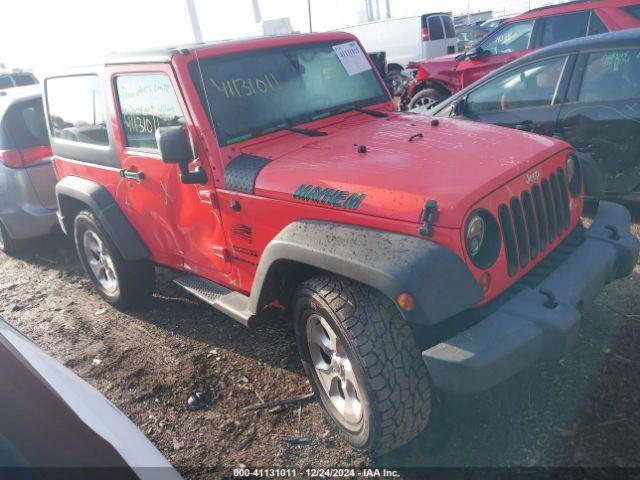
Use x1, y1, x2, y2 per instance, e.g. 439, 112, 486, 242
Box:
55, 176, 150, 261
576, 151, 604, 200
248, 220, 483, 326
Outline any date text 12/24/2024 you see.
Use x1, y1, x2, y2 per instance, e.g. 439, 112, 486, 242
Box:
233, 468, 400, 478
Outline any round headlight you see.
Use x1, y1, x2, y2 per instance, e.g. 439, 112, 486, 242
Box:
465, 210, 501, 269
566, 153, 582, 197
466, 215, 485, 257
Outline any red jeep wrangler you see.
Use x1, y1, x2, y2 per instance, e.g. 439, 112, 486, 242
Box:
404, 0, 640, 109
44, 32, 638, 454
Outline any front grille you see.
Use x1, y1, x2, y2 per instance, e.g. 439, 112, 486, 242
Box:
499, 167, 572, 277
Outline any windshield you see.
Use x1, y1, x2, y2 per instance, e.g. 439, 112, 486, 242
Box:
190, 40, 389, 146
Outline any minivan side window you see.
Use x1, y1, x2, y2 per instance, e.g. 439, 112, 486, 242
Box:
465, 56, 567, 115
539, 11, 590, 47
46, 75, 109, 146
428, 17, 445, 41
115, 74, 186, 150
578, 49, 640, 103
480, 20, 535, 55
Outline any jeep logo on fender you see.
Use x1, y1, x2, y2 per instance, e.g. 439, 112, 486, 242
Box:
525, 171, 541, 185
293, 184, 366, 210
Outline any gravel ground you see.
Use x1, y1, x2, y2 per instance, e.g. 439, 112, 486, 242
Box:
0, 207, 638, 479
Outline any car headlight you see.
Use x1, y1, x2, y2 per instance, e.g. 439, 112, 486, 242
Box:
566, 153, 582, 197
465, 210, 501, 269
466, 215, 485, 257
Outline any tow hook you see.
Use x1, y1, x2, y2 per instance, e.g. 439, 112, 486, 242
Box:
604, 225, 620, 240
539, 288, 558, 309
418, 199, 438, 237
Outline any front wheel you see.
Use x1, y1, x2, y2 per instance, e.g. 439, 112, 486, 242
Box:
408, 88, 447, 110
293, 274, 431, 454
73, 210, 155, 309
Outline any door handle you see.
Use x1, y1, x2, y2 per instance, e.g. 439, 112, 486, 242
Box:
119, 169, 145, 182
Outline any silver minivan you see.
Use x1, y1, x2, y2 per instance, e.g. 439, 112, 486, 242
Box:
0, 86, 57, 254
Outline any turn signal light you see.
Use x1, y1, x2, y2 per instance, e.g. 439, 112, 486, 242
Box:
397, 293, 415, 311
479, 272, 492, 295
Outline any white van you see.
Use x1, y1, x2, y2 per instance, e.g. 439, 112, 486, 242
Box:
336, 13, 458, 72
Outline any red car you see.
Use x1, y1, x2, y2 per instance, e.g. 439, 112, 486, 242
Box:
43, 32, 638, 454
404, 0, 640, 109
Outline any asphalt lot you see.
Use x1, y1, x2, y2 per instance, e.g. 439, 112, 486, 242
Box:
0, 206, 638, 479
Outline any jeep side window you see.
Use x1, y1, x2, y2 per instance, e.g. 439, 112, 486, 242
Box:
115, 74, 186, 150
465, 56, 567, 115
46, 75, 109, 146
539, 11, 590, 48
480, 20, 535, 56
578, 49, 640, 103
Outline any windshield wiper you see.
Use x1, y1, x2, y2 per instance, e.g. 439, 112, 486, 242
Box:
284, 126, 328, 137
352, 107, 388, 118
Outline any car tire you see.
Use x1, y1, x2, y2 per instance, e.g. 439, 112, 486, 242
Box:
0, 220, 21, 256
73, 210, 155, 309
293, 274, 431, 454
408, 88, 447, 110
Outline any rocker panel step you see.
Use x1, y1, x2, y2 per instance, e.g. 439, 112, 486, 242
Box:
173, 275, 255, 327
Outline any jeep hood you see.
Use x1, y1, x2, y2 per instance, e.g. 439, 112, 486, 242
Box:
243, 113, 566, 228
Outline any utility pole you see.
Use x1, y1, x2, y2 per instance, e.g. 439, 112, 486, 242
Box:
184, 0, 203, 43
375, 0, 381, 20
251, 0, 261, 23
308, 0, 313, 32
385, 0, 391, 18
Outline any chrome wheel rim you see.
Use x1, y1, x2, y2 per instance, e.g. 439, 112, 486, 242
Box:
414, 95, 437, 108
306, 314, 364, 427
83, 230, 118, 295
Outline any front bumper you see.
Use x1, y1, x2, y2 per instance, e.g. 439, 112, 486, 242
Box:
423, 201, 639, 394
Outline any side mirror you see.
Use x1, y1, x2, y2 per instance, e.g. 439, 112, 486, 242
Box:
452, 98, 466, 116
156, 126, 192, 164
466, 46, 485, 60
156, 126, 207, 185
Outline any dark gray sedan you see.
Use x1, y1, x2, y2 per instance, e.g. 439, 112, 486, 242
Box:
416, 29, 640, 202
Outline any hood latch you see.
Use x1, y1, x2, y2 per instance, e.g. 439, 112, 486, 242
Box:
419, 199, 438, 237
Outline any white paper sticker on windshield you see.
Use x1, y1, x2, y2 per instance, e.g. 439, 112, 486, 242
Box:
332, 41, 372, 76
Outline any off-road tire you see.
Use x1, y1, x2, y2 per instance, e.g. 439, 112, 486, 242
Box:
73, 210, 155, 309
408, 88, 447, 110
0, 220, 21, 256
293, 274, 431, 454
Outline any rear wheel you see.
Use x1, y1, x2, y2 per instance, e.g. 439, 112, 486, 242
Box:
293, 274, 431, 454
0, 221, 21, 256
408, 88, 447, 110
73, 210, 155, 309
